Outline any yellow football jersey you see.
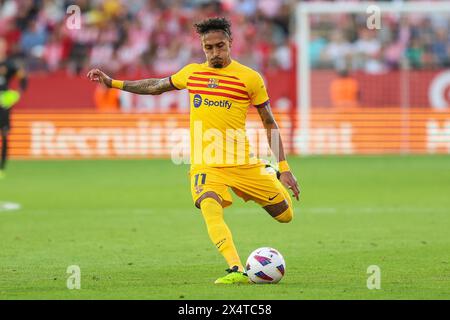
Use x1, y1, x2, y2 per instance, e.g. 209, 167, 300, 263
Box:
170, 60, 269, 167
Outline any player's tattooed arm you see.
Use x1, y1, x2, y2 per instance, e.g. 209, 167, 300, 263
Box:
257, 102, 286, 161
257, 102, 300, 200
123, 78, 175, 95
87, 69, 175, 95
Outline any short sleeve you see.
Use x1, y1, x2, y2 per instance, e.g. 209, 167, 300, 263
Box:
170, 64, 195, 90
249, 72, 270, 107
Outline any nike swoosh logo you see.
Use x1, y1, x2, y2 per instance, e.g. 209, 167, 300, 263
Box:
268, 194, 279, 201
216, 239, 226, 249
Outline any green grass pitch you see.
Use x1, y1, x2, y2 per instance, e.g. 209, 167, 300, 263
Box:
0, 155, 449, 299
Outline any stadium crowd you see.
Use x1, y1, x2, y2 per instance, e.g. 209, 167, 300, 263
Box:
0, 0, 449, 76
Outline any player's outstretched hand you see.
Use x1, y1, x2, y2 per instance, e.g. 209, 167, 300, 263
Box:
280, 172, 300, 201
86, 68, 112, 88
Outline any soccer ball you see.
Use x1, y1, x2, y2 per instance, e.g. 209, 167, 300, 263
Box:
245, 247, 286, 284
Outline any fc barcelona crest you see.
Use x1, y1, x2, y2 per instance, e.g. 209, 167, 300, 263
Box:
207, 78, 219, 88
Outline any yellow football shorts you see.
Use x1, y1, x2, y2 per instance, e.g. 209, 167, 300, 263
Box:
189, 161, 290, 208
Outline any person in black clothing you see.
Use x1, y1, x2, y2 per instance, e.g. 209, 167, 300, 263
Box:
0, 38, 28, 178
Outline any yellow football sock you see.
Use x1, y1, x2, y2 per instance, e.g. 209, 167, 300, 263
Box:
200, 198, 244, 272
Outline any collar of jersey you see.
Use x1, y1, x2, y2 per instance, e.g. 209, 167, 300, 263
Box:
202, 59, 235, 71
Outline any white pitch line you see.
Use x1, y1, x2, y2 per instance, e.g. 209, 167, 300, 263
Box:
0, 202, 22, 212
233, 206, 449, 214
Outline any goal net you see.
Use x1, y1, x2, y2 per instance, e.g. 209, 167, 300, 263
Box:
294, 1, 450, 155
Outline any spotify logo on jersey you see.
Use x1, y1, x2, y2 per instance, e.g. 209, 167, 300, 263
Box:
192, 94, 233, 110
193, 94, 202, 108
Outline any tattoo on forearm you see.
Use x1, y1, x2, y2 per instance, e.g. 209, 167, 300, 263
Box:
123, 77, 174, 95
258, 107, 276, 127
257, 105, 277, 128
257, 104, 285, 161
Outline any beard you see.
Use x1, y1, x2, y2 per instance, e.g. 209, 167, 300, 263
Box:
211, 59, 223, 68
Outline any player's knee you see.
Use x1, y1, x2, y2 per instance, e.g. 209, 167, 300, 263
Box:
275, 205, 294, 223
196, 191, 222, 209
263, 200, 294, 223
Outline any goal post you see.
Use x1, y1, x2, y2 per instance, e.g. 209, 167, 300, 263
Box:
295, 1, 450, 155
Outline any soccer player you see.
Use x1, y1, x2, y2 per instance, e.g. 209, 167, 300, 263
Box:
87, 17, 300, 284
0, 38, 27, 179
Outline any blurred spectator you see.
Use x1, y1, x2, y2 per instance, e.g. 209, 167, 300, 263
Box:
94, 84, 120, 112
431, 28, 450, 67
406, 38, 424, 69
330, 69, 360, 108
323, 31, 353, 71
20, 19, 48, 70
309, 31, 327, 68
352, 28, 385, 74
